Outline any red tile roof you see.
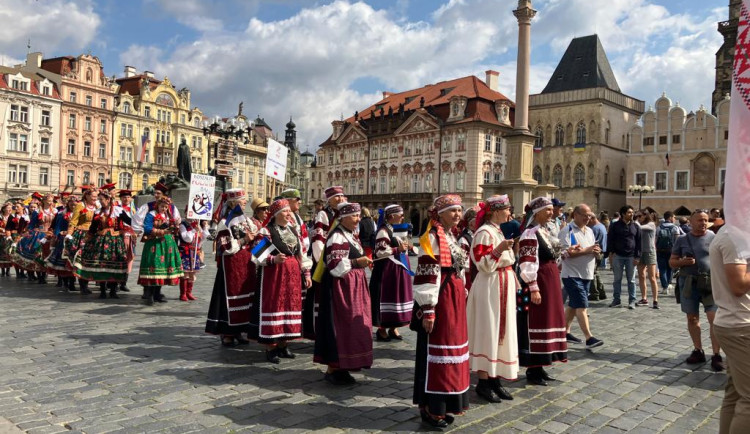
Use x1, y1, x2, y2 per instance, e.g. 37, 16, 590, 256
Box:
0, 67, 62, 99
115, 75, 161, 96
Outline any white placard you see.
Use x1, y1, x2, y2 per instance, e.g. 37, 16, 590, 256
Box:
187, 174, 216, 221
265, 138, 288, 182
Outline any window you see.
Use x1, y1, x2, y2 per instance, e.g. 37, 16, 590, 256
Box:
122, 102, 131, 114
553, 165, 563, 187
69, 114, 76, 129
672, 134, 680, 144
485, 134, 492, 152
82, 172, 90, 184
67, 139, 75, 155
659, 136, 667, 145
535, 127, 544, 148
42, 86, 50, 96
675, 171, 689, 191
144, 106, 151, 118
164, 151, 172, 166
238, 169, 244, 184
84, 117, 92, 131
127, 125, 134, 138
119, 172, 132, 190
8, 133, 18, 151
359, 179, 364, 193
99, 143, 106, 159
10, 105, 18, 121
379, 176, 386, 193
483, 171, 491, 184
441, 173, 450, 192
390, 175, 397, 193
391, 146, 397, 157
258, 173, 264, 187
18, 166, 28, 184
97, 173, 105, 187
41, 110, 50, 126
415, 138, 423, 155
142, 175, 149, 191
425, 173, 433, 193
7, 164, 17, 183
83, 141, 92, 157
574, 164, 585, 187
495, 136, 502, 153
39, 168, 49, 186
69, 92, 77, 103
576, 122, 586, 144
635, 172, 647, 186
156, 152, 163, 165
457, 133, 466, 151
494, 172, 501, 183
411, 174, 421, 193
643, 137, 655, 147
66, 170, 75, 186
719, 168, 726, 188
11, 80, 27, 91
100, 98, 107, 109
120, 123, 127, 137
442, 135, 452, 152
40, 137, 49, 155
10, 105, 28, 123
9, 134, 29, 152
100, 120, 107, 134
555, 124, 565, 146
85, 95, 92, 106
456, 172, 465, 191
655, 171, 668, 191
533, 166, 543, 184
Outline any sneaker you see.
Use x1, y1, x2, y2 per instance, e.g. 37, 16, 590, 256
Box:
609, 300, 621, 308
711, 354, 726, 372
686, 348, 706, 364
637, 299, 649, 305
628, 301, 636, 310
652, 301, 660, 309
585, 337, 604, 349
566, 333, 582, 344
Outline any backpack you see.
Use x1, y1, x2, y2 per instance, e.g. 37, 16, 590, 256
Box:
656, 224, 676, 252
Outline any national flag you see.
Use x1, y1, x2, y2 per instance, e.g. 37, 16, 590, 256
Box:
665, 153, 670, 166
570, 230, 577, 246
723, 0, 750, 258
392, 223, 415, 276
574, 143, 585, 152
533, 145, 542, 153
139, 132, 149, 163
251, 237, 277, 265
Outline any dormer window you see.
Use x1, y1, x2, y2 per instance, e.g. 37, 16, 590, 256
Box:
448, 96, 468, 121
41, 86, 50, 96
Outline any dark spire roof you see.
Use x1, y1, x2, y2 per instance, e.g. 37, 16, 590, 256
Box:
542, 34, 620, 94
286, 117, 296, 129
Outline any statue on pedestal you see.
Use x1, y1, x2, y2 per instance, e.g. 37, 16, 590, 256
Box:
176, 137, 192, 183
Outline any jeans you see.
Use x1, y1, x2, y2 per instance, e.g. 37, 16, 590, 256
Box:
612, 254, 636, 304
657, 250, 673, 289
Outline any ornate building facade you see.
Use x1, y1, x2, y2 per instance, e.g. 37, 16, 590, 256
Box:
528, 35, 644, 214
312, 72, 513, 224
0, 65, 62, 201
112, 67, 204, 191
223, 114, 270, 202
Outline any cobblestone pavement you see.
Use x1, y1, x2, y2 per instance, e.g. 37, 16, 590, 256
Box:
0, 249, 725, 433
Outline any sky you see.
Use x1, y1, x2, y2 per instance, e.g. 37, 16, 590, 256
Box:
0, 0, 730, 151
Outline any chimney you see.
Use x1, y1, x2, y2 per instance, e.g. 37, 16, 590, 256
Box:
485, 70, 499, 91
27, 52, 43, 68
144, 71, 154, 78
124, 66, 136, 78
382, 91, 393, 99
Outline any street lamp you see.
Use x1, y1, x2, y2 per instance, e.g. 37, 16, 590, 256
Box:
628, 184, 654, 210
202, 116, 249, 191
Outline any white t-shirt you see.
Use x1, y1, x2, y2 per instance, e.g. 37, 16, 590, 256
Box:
711, 230, 750, 328
558, 223, 596, 280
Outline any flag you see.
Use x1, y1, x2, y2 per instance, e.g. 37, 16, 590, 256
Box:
251, 237, 277, 265
570, 230, 577, 246
392, 223, 415, 276
665, 153, 670, 166
724, 0, 750, 259
533, 145, 542, 153
139, 132, 149, 163
419, 220, 435, 260
574, 142, 586, 152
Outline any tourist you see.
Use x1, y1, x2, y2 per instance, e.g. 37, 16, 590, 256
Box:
587, 212, 607, 301
637, 210, 660, 308
137, 196, 184, 305
656, 211, 682, 296
606, 205, 641, 309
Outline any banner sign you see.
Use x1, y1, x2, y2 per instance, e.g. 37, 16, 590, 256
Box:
265, 138, 288, 182
187, 174, 215, 221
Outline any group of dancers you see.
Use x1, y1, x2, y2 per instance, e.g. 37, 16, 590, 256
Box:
0, 182, 208, 303
202, 185, 569, 430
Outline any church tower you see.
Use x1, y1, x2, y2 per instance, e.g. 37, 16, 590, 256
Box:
713, 0, 742, 114
284, 117, 297, 150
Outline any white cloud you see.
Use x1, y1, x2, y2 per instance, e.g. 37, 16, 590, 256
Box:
0, 0, 100, 61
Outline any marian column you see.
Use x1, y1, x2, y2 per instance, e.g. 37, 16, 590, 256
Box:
512, 0, 536, 132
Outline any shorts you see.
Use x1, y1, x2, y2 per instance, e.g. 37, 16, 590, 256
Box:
640, 251, 657, 265
679, 276, 718, 315
563, 277, 591, 309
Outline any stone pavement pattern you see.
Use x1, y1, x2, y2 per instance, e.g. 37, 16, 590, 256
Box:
0, 250, 726, 433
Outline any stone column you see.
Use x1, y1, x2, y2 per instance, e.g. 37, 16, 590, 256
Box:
512, 0, 537, 132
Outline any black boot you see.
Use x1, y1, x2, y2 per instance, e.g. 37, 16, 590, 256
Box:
153, 286, 167, 303
526, 367, 548, 386
119, 282, 130, 292
38, 272, 47, 285
55, 276, 63, 287
540, 367, 557, 382
99, 283, 107, 299
66, 277, 78, 292
491, 378, 514, 400
108, 283, 119, 299
144, 287, 154, 306
27, 271, 36, 281
476, 379, 503, 402
80, 279, 91, 295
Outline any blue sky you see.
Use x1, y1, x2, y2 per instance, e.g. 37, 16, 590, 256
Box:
0, 0, 730, 149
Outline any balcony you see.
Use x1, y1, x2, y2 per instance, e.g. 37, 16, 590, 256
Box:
118, 160, 135, 169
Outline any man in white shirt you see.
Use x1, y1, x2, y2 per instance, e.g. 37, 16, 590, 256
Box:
559, 204, 604, 349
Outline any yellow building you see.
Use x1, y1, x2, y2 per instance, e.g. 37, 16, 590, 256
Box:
112, 67, 204, 191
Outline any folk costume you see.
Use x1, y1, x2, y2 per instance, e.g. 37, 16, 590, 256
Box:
459, 206, 480, 291
412, 195, 470, 425
313, 202, 373, 377
369, 204, 413, 331
467, 195, 519, 401
137, 199, 184, 303
116, 190, 136, 292
45, 202, 77, 290
306, 185, 344, 340
205, 189, 256, 344
250, 199, 312, 363
131, 182, 181, 234
517, 197, 568, 384
12, 207, 48, 275
5, 211, 27, 278
0, 211, 13, 274
177, 218, 209, 301
63, 195, 98, 293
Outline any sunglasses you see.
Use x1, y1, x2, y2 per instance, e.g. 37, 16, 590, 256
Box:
692, 209, 709, 215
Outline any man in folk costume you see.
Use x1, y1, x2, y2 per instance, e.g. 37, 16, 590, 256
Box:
413, 194, 470, 429
369, 204, 413, 342
205, 188, 257, 347
517, 197, 568, 386
116, 189, 136, 293
250, 199, 312, 363
314, 201, 373, 385
305, 185, 347, 340
468, 195, 518, 403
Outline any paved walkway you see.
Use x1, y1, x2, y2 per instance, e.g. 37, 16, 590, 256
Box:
0, 254, 725, 433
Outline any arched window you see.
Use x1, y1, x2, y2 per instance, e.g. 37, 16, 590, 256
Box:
552, 165, 563, 187
574, 163, 585, 187
576, 121, 586, 144
555, 124, 564, 146
123, 102, 131, 114
118, 172, 132, 189
534, 126, 544, 148
533, 166, 543, 184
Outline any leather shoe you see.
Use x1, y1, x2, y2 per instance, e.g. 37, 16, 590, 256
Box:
277, 346, 296, 359
526, 370, 548, 386
324, 372, 346, 385
491, 379, 513, 400
235, 336, 250, 345
387, 329, 404, 341
375, 330, 391, 342
476, 379, 503, 403
265, 348, 280, 364
420, 409, 448, 429
335, 370, 356, 384
540, 368, 556, 381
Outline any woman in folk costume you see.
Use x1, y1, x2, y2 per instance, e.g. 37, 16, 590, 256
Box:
369, 204, 413, 342
205, 189, 257, 347
177, 206, 209, 301
0, 203, 15, 276
75, 189, 132, 299
516, 197, 568, 386
116, 189, 136, 293
137, 196, 184, 304
46, 196, 78, 291
63, 186, 98, 294
6, 203, 28, 278
467, 195, 518, 403
314, 202, 373, 385
249, 199, 312, 363
458, 205, 480, 291
412, 194, 470, 429
12, 195, 49, 282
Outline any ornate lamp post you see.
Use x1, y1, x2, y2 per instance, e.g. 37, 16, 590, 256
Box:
202, 116, 249, 191
628, 184, 654, 210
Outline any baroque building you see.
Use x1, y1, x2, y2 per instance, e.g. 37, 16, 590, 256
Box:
219, 114, 269, 202
113, 67, 205, 191
529, 35, 645, 213
0, 64, 62, 201
312, 72, 513, 225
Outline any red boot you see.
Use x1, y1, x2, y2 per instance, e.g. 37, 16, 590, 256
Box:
186, 280, 196, 301
179, 279, 188, 301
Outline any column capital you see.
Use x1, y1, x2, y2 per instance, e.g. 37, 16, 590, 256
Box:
513, 6, 537, 24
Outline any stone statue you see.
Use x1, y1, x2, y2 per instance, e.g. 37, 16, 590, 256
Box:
176, 137, 192, 182
238, 101, 244, 116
